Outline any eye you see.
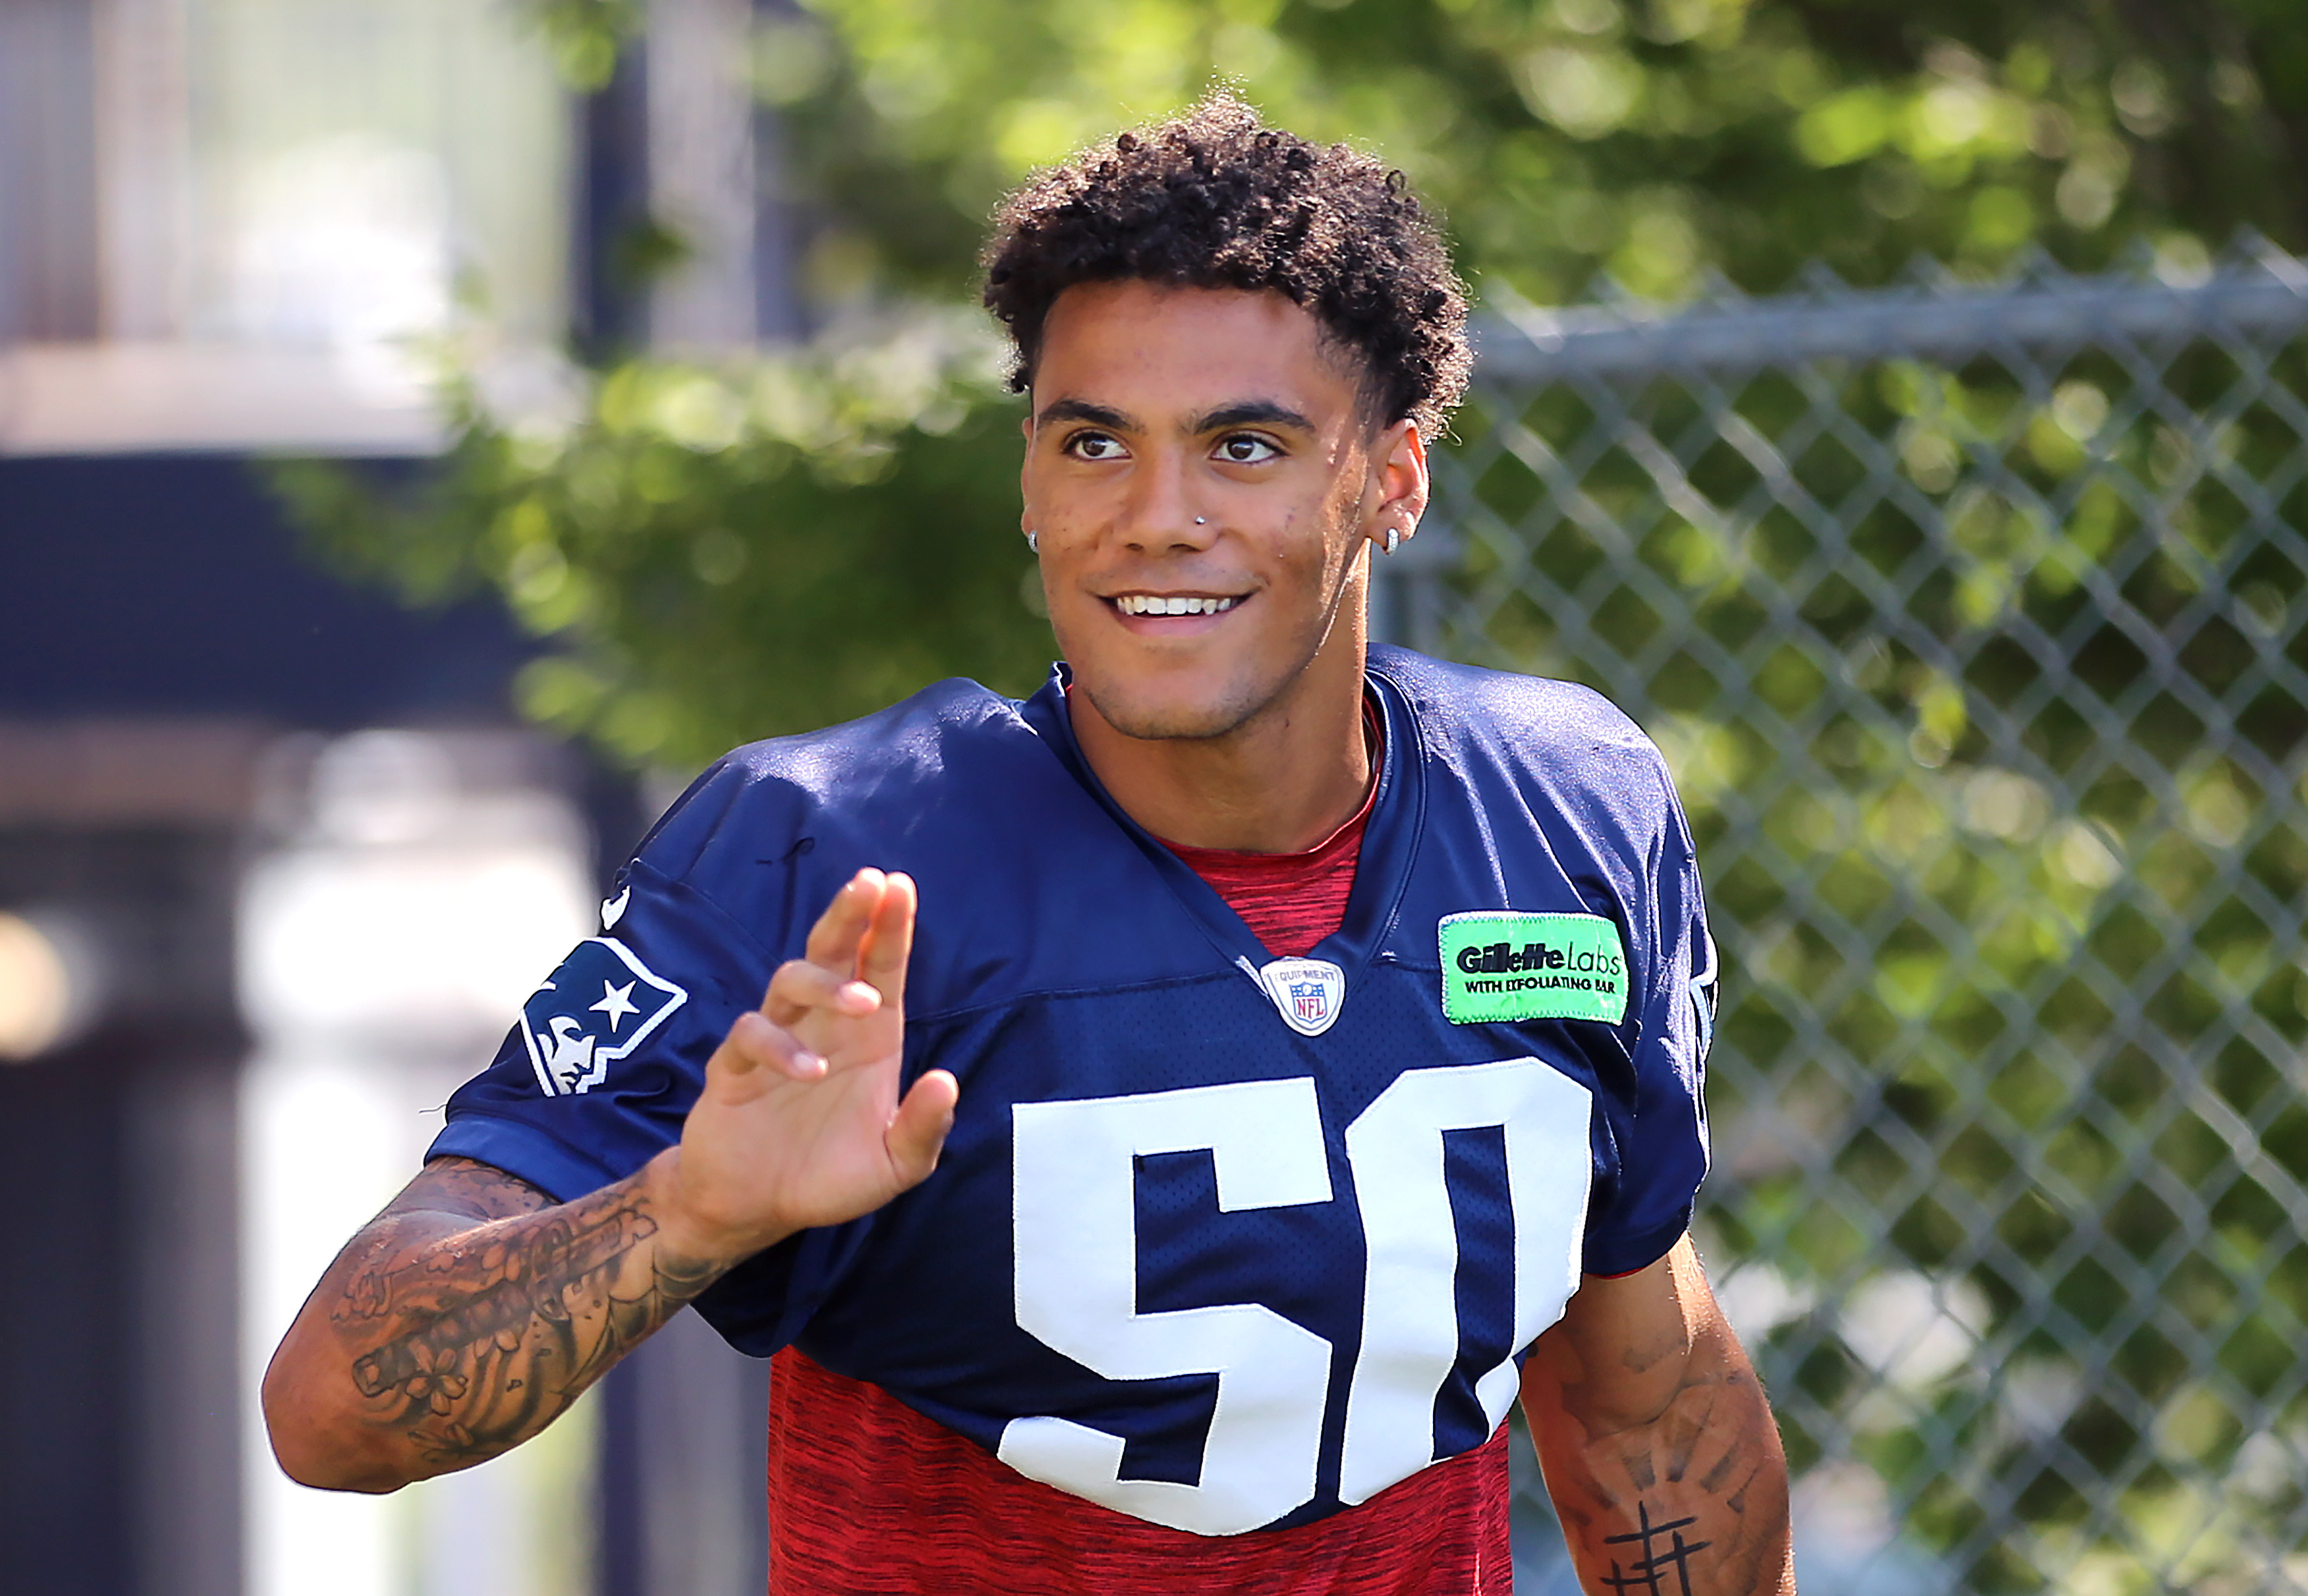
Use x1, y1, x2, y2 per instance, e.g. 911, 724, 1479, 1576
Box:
1214, 433, 1281, 465
1064, 430, 1129, 461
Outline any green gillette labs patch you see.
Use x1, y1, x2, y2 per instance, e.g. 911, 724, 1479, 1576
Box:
1439, 911, 1628, 1025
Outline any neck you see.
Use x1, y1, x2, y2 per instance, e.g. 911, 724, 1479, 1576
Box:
1069, 614, 1373, 855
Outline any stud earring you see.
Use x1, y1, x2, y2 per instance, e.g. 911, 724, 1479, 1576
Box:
1382, 526, 1402, 556
1025, 529, 1038, 554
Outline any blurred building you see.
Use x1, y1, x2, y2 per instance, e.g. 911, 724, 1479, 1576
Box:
1, 4, 799, 1595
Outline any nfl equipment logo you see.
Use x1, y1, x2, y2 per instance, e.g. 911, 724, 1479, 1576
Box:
1290, 981, 1330, 1026
1256, 956, 1348, 1037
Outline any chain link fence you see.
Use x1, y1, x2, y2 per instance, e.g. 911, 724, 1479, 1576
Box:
1395, 244, 2308, 1592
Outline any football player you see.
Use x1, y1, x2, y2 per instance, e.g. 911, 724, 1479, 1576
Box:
265, 93, 1796, 1594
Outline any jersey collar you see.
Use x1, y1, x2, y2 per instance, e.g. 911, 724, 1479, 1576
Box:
1017, 661, 1429, 1000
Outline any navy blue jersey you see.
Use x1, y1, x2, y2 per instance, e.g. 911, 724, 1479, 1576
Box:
432, 646, 1715, 1536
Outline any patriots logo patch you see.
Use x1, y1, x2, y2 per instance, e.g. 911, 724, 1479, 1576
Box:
519, 938, 687, 1096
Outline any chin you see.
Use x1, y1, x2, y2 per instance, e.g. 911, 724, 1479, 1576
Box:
1077, 681, 1263, 743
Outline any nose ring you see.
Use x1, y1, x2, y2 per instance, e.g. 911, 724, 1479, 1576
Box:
1195, 517, 1207, 526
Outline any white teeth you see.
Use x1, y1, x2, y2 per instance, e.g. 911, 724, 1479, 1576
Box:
1115, 595, 1239, 616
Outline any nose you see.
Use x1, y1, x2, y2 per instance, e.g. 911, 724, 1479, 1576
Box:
1118, 452, 1214, 550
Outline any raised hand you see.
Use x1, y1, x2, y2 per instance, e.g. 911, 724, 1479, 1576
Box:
660, 868, 960, 1264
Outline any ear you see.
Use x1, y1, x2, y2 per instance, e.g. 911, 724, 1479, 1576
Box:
1364, 419, 1430, 550
1018, 410, 1035, 535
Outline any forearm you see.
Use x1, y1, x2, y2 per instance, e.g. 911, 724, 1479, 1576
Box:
262, 1151, 735, 1492
1534, 1323, 1793, 1594
1523, 1240, 1795, 1595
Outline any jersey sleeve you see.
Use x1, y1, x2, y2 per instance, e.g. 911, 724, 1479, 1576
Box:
426, 853, 773, 1200
427, 756, 892, 1356
1578, 762, 1717, 1279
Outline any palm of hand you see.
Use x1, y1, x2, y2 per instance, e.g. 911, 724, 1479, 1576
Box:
674, 870, 957, 1256
743, 956, 911, 1229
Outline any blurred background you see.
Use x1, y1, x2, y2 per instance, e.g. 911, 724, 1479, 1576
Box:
3, 1, 2305, 1592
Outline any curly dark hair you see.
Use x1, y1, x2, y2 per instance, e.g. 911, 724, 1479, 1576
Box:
981, 92, 1471, 437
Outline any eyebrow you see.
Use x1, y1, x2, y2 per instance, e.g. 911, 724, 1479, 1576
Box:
1190, 400, 1315, 435
1034, 398, 1134, 433
1032, 397, 1316, 436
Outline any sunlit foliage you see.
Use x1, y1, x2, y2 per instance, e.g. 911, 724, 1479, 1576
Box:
286, 1, 2308, 768
276, 313, 1042, 766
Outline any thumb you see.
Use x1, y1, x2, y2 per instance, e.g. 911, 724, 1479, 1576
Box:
885, 1070, 959, 1189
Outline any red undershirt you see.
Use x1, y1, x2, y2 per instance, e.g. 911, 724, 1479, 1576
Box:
1153, 697, 1382, 960
765, 702, 1513, 1593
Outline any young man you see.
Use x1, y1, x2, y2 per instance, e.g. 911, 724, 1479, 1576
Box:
265, 95, 1795, 1593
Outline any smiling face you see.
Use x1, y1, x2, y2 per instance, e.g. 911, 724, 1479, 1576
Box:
1021, 281, 1427, 749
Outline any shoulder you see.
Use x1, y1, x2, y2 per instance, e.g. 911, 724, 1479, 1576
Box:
700, 674, 1026, 807
634, 678, 1038, 881
613, 676, 1158, 998
1369, 646, 1673, 797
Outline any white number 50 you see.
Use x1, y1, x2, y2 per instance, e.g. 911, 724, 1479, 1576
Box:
1000, 1060, 1593, 1535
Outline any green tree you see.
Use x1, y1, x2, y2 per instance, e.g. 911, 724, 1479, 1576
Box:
275, 313, 1040, 765
289, 0, 2308, 770
766, 0, 2306, 304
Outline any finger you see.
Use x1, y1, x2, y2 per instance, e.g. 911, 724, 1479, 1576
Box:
802, 868, 885, 975
763, 956, 883, 1031
884, 1068, 958, 1188
717, 1010, 826, 1085
856, 871, 916, 1008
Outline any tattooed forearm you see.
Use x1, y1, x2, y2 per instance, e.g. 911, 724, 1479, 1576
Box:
262, 1154, 735, 1490
1600, 1503, 1711, 1595
329, 1180, 720, 1469
1545, 1353, 1790, 1595
1524, 1241, 1795, 1595
344, 1195, 659, 1395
